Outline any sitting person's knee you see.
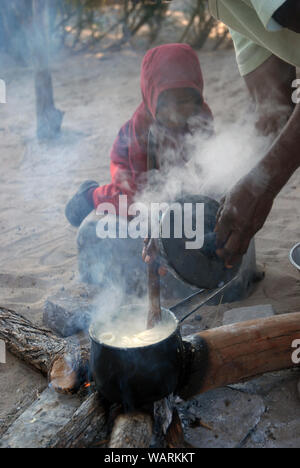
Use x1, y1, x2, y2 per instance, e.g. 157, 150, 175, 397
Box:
77, 216, 98, 249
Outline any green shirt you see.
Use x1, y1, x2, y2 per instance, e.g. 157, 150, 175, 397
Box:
208, 0, 300, 75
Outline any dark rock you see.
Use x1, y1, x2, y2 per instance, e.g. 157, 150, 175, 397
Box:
43, 283, 101, 337
194, 314, 202, 322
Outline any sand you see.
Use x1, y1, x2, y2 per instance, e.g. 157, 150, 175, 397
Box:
0, 45, 299, 434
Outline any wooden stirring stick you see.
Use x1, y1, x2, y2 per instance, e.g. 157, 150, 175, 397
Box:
147, 260, 162, 330
146, 130, 162, 329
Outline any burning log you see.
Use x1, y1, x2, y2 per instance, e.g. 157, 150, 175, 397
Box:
48, 347, 89, 395
0, 307, 89, 394
109, 412, 153, 448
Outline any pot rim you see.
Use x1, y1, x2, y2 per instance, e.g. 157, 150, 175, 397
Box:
89, 306, 180, 351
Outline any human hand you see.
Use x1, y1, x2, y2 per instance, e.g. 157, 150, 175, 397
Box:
215, 170, 275, 267
142, 237, 167, 276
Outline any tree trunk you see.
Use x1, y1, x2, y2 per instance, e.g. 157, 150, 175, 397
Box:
32, 0, 64, 140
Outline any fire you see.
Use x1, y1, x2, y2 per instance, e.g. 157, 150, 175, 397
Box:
83, 382, 91, 389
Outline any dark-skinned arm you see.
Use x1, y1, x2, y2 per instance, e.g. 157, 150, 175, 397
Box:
216, 101, 300, 266
215, 56, 298, 266
245, 55, 295, 136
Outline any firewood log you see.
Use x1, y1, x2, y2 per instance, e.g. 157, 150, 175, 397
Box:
48, 347, 90, 395
0, 307, 89, 394
47, 392, 108, 449
109, 412, 153, 448
180, 312, 300, 399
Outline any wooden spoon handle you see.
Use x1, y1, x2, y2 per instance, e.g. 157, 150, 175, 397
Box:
147, 261, 162, 329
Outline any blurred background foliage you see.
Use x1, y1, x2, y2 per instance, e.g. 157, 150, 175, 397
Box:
0, 0, 232, 63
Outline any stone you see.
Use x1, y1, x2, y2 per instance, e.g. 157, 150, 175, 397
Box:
229, 369, 300, 396
43, 283, 101, 337
223, 304, 275, 326
244, 378, 300, 448
194, 315, 202, 322
178, 387, 265, 448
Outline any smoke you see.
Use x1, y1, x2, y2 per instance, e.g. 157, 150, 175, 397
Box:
138, 112, 273, 209
83, 97, 278, 336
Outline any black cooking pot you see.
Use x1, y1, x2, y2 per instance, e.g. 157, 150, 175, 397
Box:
158, 194, 241, 290
89, 306, 184, 408
89, 278, 238, 407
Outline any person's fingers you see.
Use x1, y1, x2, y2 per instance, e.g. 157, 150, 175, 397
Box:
142, 246, 149, 262
144, 254, 151, 264
142, 238, 158, 264
224, 231, 242, 255
214, 217, 231, 249
239, 235, 252, 256
158, 266, 167, 277
143, 246, 153, 264
216, 231, 242, 267
225, 253, 243, 269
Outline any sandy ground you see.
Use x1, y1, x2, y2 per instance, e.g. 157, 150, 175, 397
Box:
0, 45, 300, 439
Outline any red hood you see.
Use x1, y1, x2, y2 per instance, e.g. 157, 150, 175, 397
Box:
141, 43, 205, 119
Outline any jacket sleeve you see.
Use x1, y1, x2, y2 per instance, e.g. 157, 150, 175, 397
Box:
93, 121, 137, 214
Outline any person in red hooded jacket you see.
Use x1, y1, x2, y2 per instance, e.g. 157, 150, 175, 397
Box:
66, 43, 212, 222
65, 44, 214, 293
